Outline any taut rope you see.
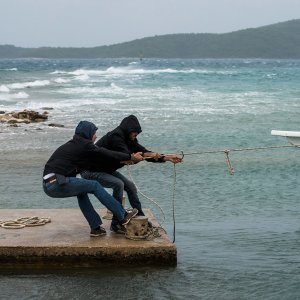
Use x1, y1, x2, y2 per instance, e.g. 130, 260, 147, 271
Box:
177, 144, 298, 175
125, 143, 298, 242
181, 144, 297, 156
172, 163, 177, 243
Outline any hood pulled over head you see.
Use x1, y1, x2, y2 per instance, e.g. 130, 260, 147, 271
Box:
75, 121, 98, 140
119, 115, 142, 135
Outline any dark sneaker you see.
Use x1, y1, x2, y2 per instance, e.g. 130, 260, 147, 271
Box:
137, 210, 145, 216
110, 223, 126, 234
90, 226, 106, 237
147, 220, 153, 228
121, 208, 138, 225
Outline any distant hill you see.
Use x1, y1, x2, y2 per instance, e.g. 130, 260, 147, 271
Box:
1, 19, 300, 59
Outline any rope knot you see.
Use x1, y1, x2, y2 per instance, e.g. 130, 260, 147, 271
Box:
224, 150, 234, 175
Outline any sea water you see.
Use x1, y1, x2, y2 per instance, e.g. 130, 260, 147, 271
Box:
0, 58, 299, 299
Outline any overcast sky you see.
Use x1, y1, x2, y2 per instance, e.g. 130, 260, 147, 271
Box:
0, 0, 299, 48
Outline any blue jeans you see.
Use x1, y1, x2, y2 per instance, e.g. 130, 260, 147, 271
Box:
81, 171, 144, 225
43, 176, 126, 230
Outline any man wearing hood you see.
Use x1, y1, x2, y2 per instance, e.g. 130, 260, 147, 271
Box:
81, 115, 182, 234
43, 120, 142, 237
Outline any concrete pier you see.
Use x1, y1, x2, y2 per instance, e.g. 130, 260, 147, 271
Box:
0, 209, 176, 268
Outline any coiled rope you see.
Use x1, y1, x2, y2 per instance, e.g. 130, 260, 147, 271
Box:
125, 226, 167, 241
0, 216, 51, 229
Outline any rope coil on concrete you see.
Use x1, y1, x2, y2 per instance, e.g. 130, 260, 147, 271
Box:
125, 226, 166, 241
0, 216, 51, 229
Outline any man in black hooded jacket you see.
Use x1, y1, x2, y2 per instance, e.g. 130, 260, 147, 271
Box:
43, 120, 142, 237
81, 115, 182, 234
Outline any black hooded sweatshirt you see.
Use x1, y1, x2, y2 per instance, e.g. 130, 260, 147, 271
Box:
43, 121, 130, 177
88, 115, 163, 174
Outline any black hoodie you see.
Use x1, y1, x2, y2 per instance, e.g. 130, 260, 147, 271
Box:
43, 121, 130, 177
96, 115, 148, 154
87, 115, 154, 173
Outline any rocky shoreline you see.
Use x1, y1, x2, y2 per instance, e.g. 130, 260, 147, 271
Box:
0, 109, 64, 128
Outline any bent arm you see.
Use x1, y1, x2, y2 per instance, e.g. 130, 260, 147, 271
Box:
95, 146, 131, 161
145, 153, 182, 164
87, 142, 131, 161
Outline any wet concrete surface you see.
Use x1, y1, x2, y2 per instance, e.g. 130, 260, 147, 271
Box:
0, 209, 176, 268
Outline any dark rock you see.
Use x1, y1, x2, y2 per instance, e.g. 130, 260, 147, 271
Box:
1, 109, 48, 124
10, 109, 48, 122
7, 119, 18, 124
48, 123, 64, 128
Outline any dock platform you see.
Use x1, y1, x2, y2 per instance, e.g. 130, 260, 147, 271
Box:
0, 209, 176, 268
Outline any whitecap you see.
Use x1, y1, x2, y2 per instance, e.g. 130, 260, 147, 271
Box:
71, 69, 108, 76
74, 74, 90, 81
50, 66, 235, 78
0, 94, 12, 101
0, 91, 29, 102
12, 92, 29, 99
8, 80, 50, 89
0, 85, 10, 93
50, 70, 69, 74
110, 82, 123, 90
4, 68, 18, 71
54, 78, 71, 84
59, 85, 125, 96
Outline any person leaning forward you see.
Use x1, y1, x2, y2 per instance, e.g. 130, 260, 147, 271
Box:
42, 120, 143, 237
81, 115, 182, 234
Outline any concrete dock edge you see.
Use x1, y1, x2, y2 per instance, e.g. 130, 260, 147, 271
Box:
0, 209, 177, 268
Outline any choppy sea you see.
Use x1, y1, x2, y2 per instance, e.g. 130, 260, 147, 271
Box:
0, 58, 299, 299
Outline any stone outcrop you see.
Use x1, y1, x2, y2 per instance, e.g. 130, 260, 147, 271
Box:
0, 109, 48, 124
48, 123, 64, 128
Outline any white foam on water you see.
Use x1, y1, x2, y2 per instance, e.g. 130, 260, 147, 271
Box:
0, 85, 10, 92
2, 68, 18, 71
0, 91, 29, 102
73, 73, 90, 81
50, 70, 69, 75
8, 80, 51, 89
110, 82, 123, 91
49, 67, 238, 78
71, 69, 101, 76
0, 94, 12, 102
54, 78, 71, 84
12, 92, 29, 99
8, 97, 124, 113
59, 84, 126, 97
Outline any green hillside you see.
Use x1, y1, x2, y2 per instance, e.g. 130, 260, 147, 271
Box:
1, 19, 300, 58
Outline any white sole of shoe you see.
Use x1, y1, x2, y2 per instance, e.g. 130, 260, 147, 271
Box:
121, 210, 138, 225
90, 232, 106, 237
